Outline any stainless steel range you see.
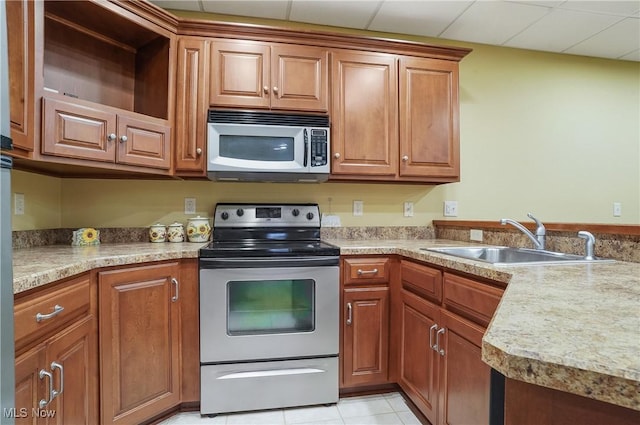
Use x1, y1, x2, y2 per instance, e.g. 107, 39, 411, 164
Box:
199, 203, 340, 415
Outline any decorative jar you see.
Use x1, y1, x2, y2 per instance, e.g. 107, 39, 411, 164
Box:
186, 216, 211, 242
167, 222, 185, 243
149, 224, 167, 243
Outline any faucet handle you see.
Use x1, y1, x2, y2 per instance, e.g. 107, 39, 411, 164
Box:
527, 213, 546, 235
578, 231, 595, 260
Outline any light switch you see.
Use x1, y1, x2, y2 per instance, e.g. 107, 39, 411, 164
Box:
353, 200, 363, 216
14, 193, 24, 215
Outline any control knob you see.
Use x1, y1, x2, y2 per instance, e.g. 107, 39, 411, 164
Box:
221, 212, 229, 220
236, 208, 244, 217
306, 212, 314, 220
292, 209, 300, 217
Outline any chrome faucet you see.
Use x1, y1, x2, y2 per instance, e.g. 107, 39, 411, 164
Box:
500, 213, 546, 250
578, 231, 595, 260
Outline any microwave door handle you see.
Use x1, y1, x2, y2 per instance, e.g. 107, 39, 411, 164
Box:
303, 129, 308, 167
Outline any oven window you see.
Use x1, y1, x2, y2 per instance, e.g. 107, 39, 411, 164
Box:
219, 135, 294, 161
227, 279, 315, 335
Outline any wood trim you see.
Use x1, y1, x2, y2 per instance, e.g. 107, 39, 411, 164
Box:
177, 19, 471, 61
433, 220, 640, 236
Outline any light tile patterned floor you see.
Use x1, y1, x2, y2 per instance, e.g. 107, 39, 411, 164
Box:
158, 393, 423, 425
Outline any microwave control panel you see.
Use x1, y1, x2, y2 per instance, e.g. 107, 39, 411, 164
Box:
310, 129, 328, 167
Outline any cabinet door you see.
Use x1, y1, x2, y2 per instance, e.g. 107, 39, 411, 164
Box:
342, 287, 390, 387
99, 262, 181, 425
331, 51, 398, 176
270, 45, 328, 112
14, 346, 47, 425
5, 0, 35, 155
175, 37, 209, 175
116, 114, 170, 170
438, 310, 490, 425
399, 289, 440, 425
399, 57, 459, 180
210, 40, 270, 108
46, 316, 99, 425
41, 96, 117, 162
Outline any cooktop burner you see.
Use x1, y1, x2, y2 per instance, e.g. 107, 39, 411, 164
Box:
199, 203, 339, 258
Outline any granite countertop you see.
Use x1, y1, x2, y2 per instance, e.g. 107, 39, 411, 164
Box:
12, 239, 640, 411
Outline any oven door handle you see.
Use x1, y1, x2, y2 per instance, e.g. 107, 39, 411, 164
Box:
200, 256, 339, 269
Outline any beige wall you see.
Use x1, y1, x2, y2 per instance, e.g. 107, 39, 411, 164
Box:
11, 20, 640, 231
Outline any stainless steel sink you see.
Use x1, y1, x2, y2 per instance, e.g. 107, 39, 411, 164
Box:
421, 246, 614, 266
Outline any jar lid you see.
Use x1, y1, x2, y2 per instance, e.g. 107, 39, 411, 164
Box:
168, 222, 183, 227
151, 223, 165, 227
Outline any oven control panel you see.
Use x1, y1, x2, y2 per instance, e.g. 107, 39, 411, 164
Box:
214, 204, 321, 227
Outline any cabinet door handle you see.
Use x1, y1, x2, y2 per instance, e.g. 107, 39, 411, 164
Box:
357, 268, 378, 276
346, 302, 352, 325
36, 304, 64, 322
196, 147, 202, 155
333, 152, 340, 159
273, 86, 279, 95
263, 85, 269, 94
120, 135, 128, 143
402, 155, 409, 162
429, 324, 438, 351
107, 133, 116, 142
39, 369, 54, 408
436, 327, 446, 356
51, 362, 64, 399
171, 278, 179, 302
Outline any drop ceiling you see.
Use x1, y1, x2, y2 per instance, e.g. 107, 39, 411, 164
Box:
150, 0, 640, 62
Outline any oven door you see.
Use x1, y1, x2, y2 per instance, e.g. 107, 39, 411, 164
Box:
199, 256, 339, 363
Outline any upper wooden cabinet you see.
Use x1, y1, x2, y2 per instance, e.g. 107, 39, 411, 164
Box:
330, 51, 463, 183
5, 0, 176, 176
210, 39, 329, 112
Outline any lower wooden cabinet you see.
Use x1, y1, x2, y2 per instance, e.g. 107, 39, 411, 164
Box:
98, 261, 181, 425
13, 274, 98, 425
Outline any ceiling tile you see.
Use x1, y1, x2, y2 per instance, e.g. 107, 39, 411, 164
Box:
441, 1, 551, 45
565, 17, 640, 59
150, 0, 202, 12
506, 1, 565, 7
505, 8, 624, 52
289, 0, 381, 29
201, 1, 290, 20
557, 1, 640, 16
368, 1, 472, 37
620, 48, 640, 60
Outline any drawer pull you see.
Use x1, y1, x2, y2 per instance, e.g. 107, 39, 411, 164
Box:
357, 268, 378, 276
39, 369, 54, 408
346, 302, 353, 325
36, 305, 64, 322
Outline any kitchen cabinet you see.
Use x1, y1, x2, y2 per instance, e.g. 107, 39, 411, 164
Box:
341, 257, 392, 389
330, 51, 461, 183
398, 260, 504, 425
99, 261, 181, 425
4, 0, 35, 157
6, 0, 175, 176
13, 273, 98, 425
175, 37, 210, 176
210, 39, 329, 112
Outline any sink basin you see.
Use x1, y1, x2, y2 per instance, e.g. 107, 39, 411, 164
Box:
421, 246, 614, 266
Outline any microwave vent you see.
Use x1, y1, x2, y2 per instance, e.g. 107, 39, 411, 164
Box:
208, 110, 329, 127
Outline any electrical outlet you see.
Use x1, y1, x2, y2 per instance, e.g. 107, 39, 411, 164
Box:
613, 202, 622, 217
403, 202, 414, 217
14, 193, 24, 215
353, 200, 363, 216
470, 229, 483, 242
184, 197, 196, 214
444, 200, 458, 217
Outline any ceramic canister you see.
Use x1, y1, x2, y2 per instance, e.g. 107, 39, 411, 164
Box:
167, 222, 185, 243
186, 216, 211, 242
149, 224, 167, 243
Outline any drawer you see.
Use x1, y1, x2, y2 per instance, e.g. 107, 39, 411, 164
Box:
14, 273, 92, 349
401, 260, 442, 304
343, 257, 390, 285
443, 272, 503, 327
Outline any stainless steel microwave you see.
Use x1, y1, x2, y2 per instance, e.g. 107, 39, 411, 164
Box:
207, 110, 330, 182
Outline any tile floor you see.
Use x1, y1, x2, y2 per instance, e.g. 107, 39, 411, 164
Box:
158, 392, 423, 425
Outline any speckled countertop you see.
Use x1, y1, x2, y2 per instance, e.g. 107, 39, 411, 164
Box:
12, 239, 640, 411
